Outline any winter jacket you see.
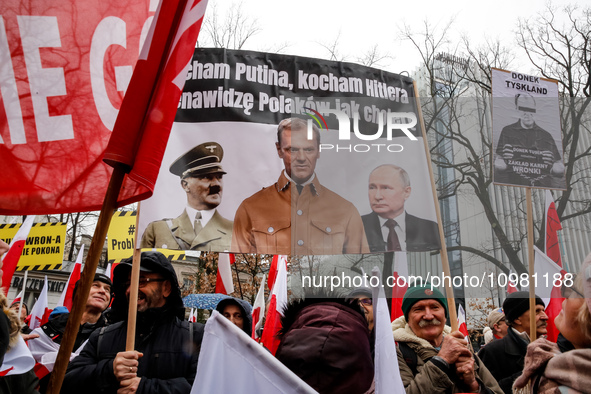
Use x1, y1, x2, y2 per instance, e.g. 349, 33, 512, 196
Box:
62, 251, 204, 394
276, 298, 374, 394
392, 316, 502, 394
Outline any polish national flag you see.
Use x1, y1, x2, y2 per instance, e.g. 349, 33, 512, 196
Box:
57, 245, 84, 310
544, 190, 564, 342
457, 304, 469, 338
105, 262, 112, 280
1, 215, 35, 294
29, 276, 51, 330
215, 253, 234, 295
261, 256, 287, 355
535, 245, 564, 342
390, 252, 409, 321
188, 308, 196, 323
11, 289, 23, 306
251, 274, 266, 340
268, 255, 280, 291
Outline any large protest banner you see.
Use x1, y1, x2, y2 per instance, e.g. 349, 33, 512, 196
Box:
138, 48, 440, 255
0, 222, 66, 270
0, 0, 154, 215
491, 68, 566, 189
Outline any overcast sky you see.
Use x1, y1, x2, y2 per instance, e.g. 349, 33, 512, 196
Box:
202, 0, 578, 75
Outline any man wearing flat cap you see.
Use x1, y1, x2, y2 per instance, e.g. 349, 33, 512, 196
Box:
141, 142, 233, 251
478, 291, 548, 393
392, 283, 502, 394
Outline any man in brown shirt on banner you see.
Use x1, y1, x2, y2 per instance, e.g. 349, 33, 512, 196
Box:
232, 118, 369, 255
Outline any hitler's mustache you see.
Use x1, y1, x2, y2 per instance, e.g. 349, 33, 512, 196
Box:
209, 186, 222, 194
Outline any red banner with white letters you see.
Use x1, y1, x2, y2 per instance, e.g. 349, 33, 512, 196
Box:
0, 0, 153, 214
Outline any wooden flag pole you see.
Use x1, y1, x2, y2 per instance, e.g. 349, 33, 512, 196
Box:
126, 203, 142, 351
526, 187, 537, 341
126, 248, 142, 350
47, 164, 126, 394
413, 82, 458, 331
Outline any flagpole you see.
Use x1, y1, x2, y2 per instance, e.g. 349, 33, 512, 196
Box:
47, 164, 126, 394
526, 187, 536, 341
18, 270, 28, 321
413, 82, 458, 331
126, 205, 142, 351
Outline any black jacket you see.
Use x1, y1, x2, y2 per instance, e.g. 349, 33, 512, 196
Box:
62, 252, 204, 394
477, 327, 528, 394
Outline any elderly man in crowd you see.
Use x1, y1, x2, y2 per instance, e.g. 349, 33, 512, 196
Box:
63, 251, 204, 394
482, 309, 508, 345
478, 291, 548, 394
392, 283, 502, 394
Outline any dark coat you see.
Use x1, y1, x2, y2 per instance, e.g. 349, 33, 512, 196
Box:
478, 327, 528, 394
276, 298, 374, 394
361, 211, 440, 252
62, 252, 204, 394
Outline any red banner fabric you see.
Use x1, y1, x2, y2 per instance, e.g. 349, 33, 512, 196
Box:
0, 0, 153, 214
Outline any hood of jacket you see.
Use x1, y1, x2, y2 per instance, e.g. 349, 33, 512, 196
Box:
215, 297, 253, 337
391, 315, 452, 349
276, 298, 373, 394
111, 251, 185, 322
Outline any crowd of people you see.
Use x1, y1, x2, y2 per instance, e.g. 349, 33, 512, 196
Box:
1, 245, 590, 393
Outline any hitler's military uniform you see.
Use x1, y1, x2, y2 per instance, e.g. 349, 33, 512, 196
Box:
141, 209, 232, 251
140, 141, 233, 252
231, 171, 369, 255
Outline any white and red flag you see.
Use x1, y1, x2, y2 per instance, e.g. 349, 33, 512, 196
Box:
57, 244, 84, 310
188, 308, 196, 323
390, 252, 409, 321
1, 215, 35, 294
457, 304, 469, 338
215, 253, 234, 295
251, 273, 266, 340
261, 255, 287, 355
29, 276, 51, 330
11, 289, 23, 306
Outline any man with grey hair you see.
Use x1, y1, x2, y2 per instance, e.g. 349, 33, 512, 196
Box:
232, 117, 368, 255
362, 164, 440, 252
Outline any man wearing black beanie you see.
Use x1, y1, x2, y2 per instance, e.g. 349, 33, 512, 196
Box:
478, 291, 548, 393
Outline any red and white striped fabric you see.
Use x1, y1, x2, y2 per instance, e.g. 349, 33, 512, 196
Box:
1, 215, 35, 294
251, 273, 266, 340
57, 244, 84, 310
390, 252, 409, 322
29, 276, 51, 330
261, 256, 287, 355
188, 308, 196, 323
215, 253, 234, 295
457, 304, 469, 338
